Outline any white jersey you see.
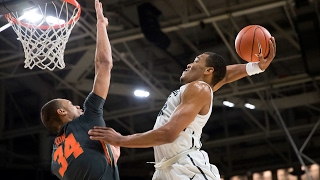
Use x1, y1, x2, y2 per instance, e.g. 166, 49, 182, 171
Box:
152, 81, 220, 180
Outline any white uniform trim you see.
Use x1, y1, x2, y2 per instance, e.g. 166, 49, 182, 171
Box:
154, 148, 197, 169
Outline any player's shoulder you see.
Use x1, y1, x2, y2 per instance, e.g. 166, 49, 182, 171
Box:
185, 81, 212, 93
188, 81, 212, 89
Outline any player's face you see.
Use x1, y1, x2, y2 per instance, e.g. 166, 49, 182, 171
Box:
60, 99, 83, 121
180, 53, 208, 84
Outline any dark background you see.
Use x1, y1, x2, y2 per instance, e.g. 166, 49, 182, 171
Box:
0, 0, 319, 179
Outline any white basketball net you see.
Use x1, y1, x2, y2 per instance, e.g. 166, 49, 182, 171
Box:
5, 0, 81, 71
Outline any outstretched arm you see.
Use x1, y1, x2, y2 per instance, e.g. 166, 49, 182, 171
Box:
92, 0, 113, 99
88, 81, 212, 148
212, 37, 276, 92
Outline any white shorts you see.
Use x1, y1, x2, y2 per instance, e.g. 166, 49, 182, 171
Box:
152, 150, 220, 180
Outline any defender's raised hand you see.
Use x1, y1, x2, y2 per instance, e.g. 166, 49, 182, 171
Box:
95, 0, 108, 26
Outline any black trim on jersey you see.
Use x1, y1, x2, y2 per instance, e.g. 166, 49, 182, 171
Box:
190, 174, 196, 180
191, 131, 195, 149
200, 151, 207, 165
187, 154, 209, 180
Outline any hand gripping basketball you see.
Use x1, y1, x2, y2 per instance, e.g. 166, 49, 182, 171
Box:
257, 36, 276, 71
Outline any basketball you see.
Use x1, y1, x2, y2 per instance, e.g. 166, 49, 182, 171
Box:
235, 25, 271, 62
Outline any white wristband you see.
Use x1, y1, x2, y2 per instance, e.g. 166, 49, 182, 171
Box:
246, 62, 264, 76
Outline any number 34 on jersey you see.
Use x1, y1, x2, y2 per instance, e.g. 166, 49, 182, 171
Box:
53, 133, 84, 177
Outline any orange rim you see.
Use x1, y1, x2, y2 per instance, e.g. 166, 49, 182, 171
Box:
4, 0, 81, 30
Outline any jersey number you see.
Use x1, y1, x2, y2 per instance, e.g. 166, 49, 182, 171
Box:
53, 133, 84, 177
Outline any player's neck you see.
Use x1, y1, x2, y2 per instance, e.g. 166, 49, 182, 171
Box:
198, 76, 212, 87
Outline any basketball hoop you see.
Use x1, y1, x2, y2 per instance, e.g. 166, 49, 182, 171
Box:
4, 0, 81, 71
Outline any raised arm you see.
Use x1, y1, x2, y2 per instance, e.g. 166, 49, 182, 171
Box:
92, 0, 113, 99
212, 37, 276, 92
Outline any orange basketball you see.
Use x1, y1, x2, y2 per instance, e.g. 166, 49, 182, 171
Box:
235, 25, 271, 62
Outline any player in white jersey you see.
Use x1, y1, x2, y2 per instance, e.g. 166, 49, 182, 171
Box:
152, 81, 219, 179
88, 37, 276, 179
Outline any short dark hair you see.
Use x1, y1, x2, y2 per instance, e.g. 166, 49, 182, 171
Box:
40, 99, 62, 134
204, 52, 227, 86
